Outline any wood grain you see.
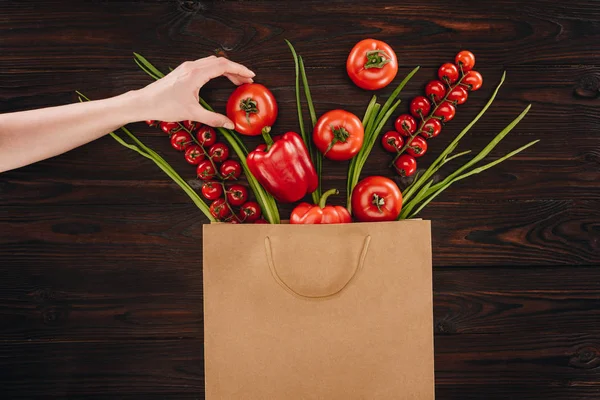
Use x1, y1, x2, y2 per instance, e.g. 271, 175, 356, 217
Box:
1, 0, 600, 399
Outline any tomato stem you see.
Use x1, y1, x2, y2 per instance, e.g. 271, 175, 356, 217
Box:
364, 49, 392, 69
324, 125, 349, 156
371, 193, 385, 213
318, 188, 338, 208
240, 97, 258, 126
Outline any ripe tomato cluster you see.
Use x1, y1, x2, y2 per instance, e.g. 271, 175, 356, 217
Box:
380, 50, 483, 177
145, 119, 266, 223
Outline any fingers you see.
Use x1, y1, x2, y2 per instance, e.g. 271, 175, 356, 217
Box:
191, 106, 235, 130
197, 57, 255, 81
224, 72, 254, 86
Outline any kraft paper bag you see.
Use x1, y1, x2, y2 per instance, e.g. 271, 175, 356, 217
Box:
203, 220, 434, 399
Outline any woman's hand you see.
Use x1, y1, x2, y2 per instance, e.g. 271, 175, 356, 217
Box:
0, 55, 255, 173
134, 56, 255, 129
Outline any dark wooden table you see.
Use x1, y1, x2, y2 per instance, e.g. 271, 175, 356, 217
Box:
1, 1, 599, 398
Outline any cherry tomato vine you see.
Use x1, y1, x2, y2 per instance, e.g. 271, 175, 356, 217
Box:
382, 50, 483, 177
145, 119, 262, 224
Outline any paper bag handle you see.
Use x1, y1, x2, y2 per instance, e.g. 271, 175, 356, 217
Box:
264, 235, 371, 299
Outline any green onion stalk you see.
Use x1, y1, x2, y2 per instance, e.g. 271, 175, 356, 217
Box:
124, 53, 280, 224
285, 40, 322, 204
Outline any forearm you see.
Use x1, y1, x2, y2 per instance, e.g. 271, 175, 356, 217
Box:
0, 90, 145, 173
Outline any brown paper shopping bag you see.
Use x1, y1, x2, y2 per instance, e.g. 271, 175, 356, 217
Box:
203, 220, 434, 399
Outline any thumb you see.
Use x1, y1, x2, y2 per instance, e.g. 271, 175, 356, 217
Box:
192, 106, 235, 130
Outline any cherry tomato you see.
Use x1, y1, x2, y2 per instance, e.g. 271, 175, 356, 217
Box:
160, 121, 180, 135
226, 184, 248, 206
394, 154, 417, 177
229, 218, 241, 224
455, 50, 475, 72
183, 120, 200, 132
208, 143, 229, 163
447, 85, 469, 105
313, 109, 364, 161
210, 198, 231, 220
146, 120, 158, 127
407, 136, 428, 158
220, 160, 242, 180
346, 39, 398, 90
463, 70, 483, 91
381, 131, 404, 153
201, 181, 223, 201
254, 219, 269, 224
410, 96, 431, 119
170, 131, 192, 151
196, 160, 216, 180
184, 145, 205, 165
226, 83, 278, 136
394, 114, 417, 137
438, 63, 459, 84
434, 101, 456, 122
240, 201, 261, 223
425, 80, 447, 103
351, 176, 403, 222
420, 118, 442, 139
197, 125, 217, 147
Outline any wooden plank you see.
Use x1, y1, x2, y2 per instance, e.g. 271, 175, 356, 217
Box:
0, 200, 598, 271
1, 262, 600, 340
1, 334, 600, 398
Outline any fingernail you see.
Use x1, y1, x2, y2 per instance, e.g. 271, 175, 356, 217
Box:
249, 70, 256, 78
224, 122, 235, 130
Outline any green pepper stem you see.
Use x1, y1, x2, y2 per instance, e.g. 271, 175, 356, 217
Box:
261, 126, 274, 150
318, 188, 339, 208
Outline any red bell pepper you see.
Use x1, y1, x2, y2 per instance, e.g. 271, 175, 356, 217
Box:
247, 128, 318, 203
290, 189, 352, 224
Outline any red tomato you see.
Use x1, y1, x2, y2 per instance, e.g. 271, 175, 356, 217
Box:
210, 198, 231, 220
447, 85, 469, 105
313, 110, 364, 161
420, 118, 442, 139
394, 114, 417, 137
410, 96, 431, 119
146, 120, 158, 127
220, 160, 242, 180
240, 201, 261, 223
381, 131, 404, 153
226, 184, 248, 206
170, 131, 192, 151
160, 121, 180, 135
463, 70, 483, 91
183, 120, 200, 132
407, 136, 428, 158
254, 219, 269, 224
455, 50, 475, 72
394, 154, 417, 177
197, 125, 217, 147
351, 176, 403, 222
438, 63, 459, 84
196, 160, 216, 180
184, 145, 205, 165
434, 101, 456, 122
425, 80, 447, 103
346, 38, 398, 90
226, 83, 278, 136
201, 181, 223, 201
208, 143, 229, 163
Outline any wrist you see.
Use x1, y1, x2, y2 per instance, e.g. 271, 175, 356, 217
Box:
104, 89, 149, 125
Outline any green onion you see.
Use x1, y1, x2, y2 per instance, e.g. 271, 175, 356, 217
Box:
77, 91, 215, 221
285, 40, 321, 203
